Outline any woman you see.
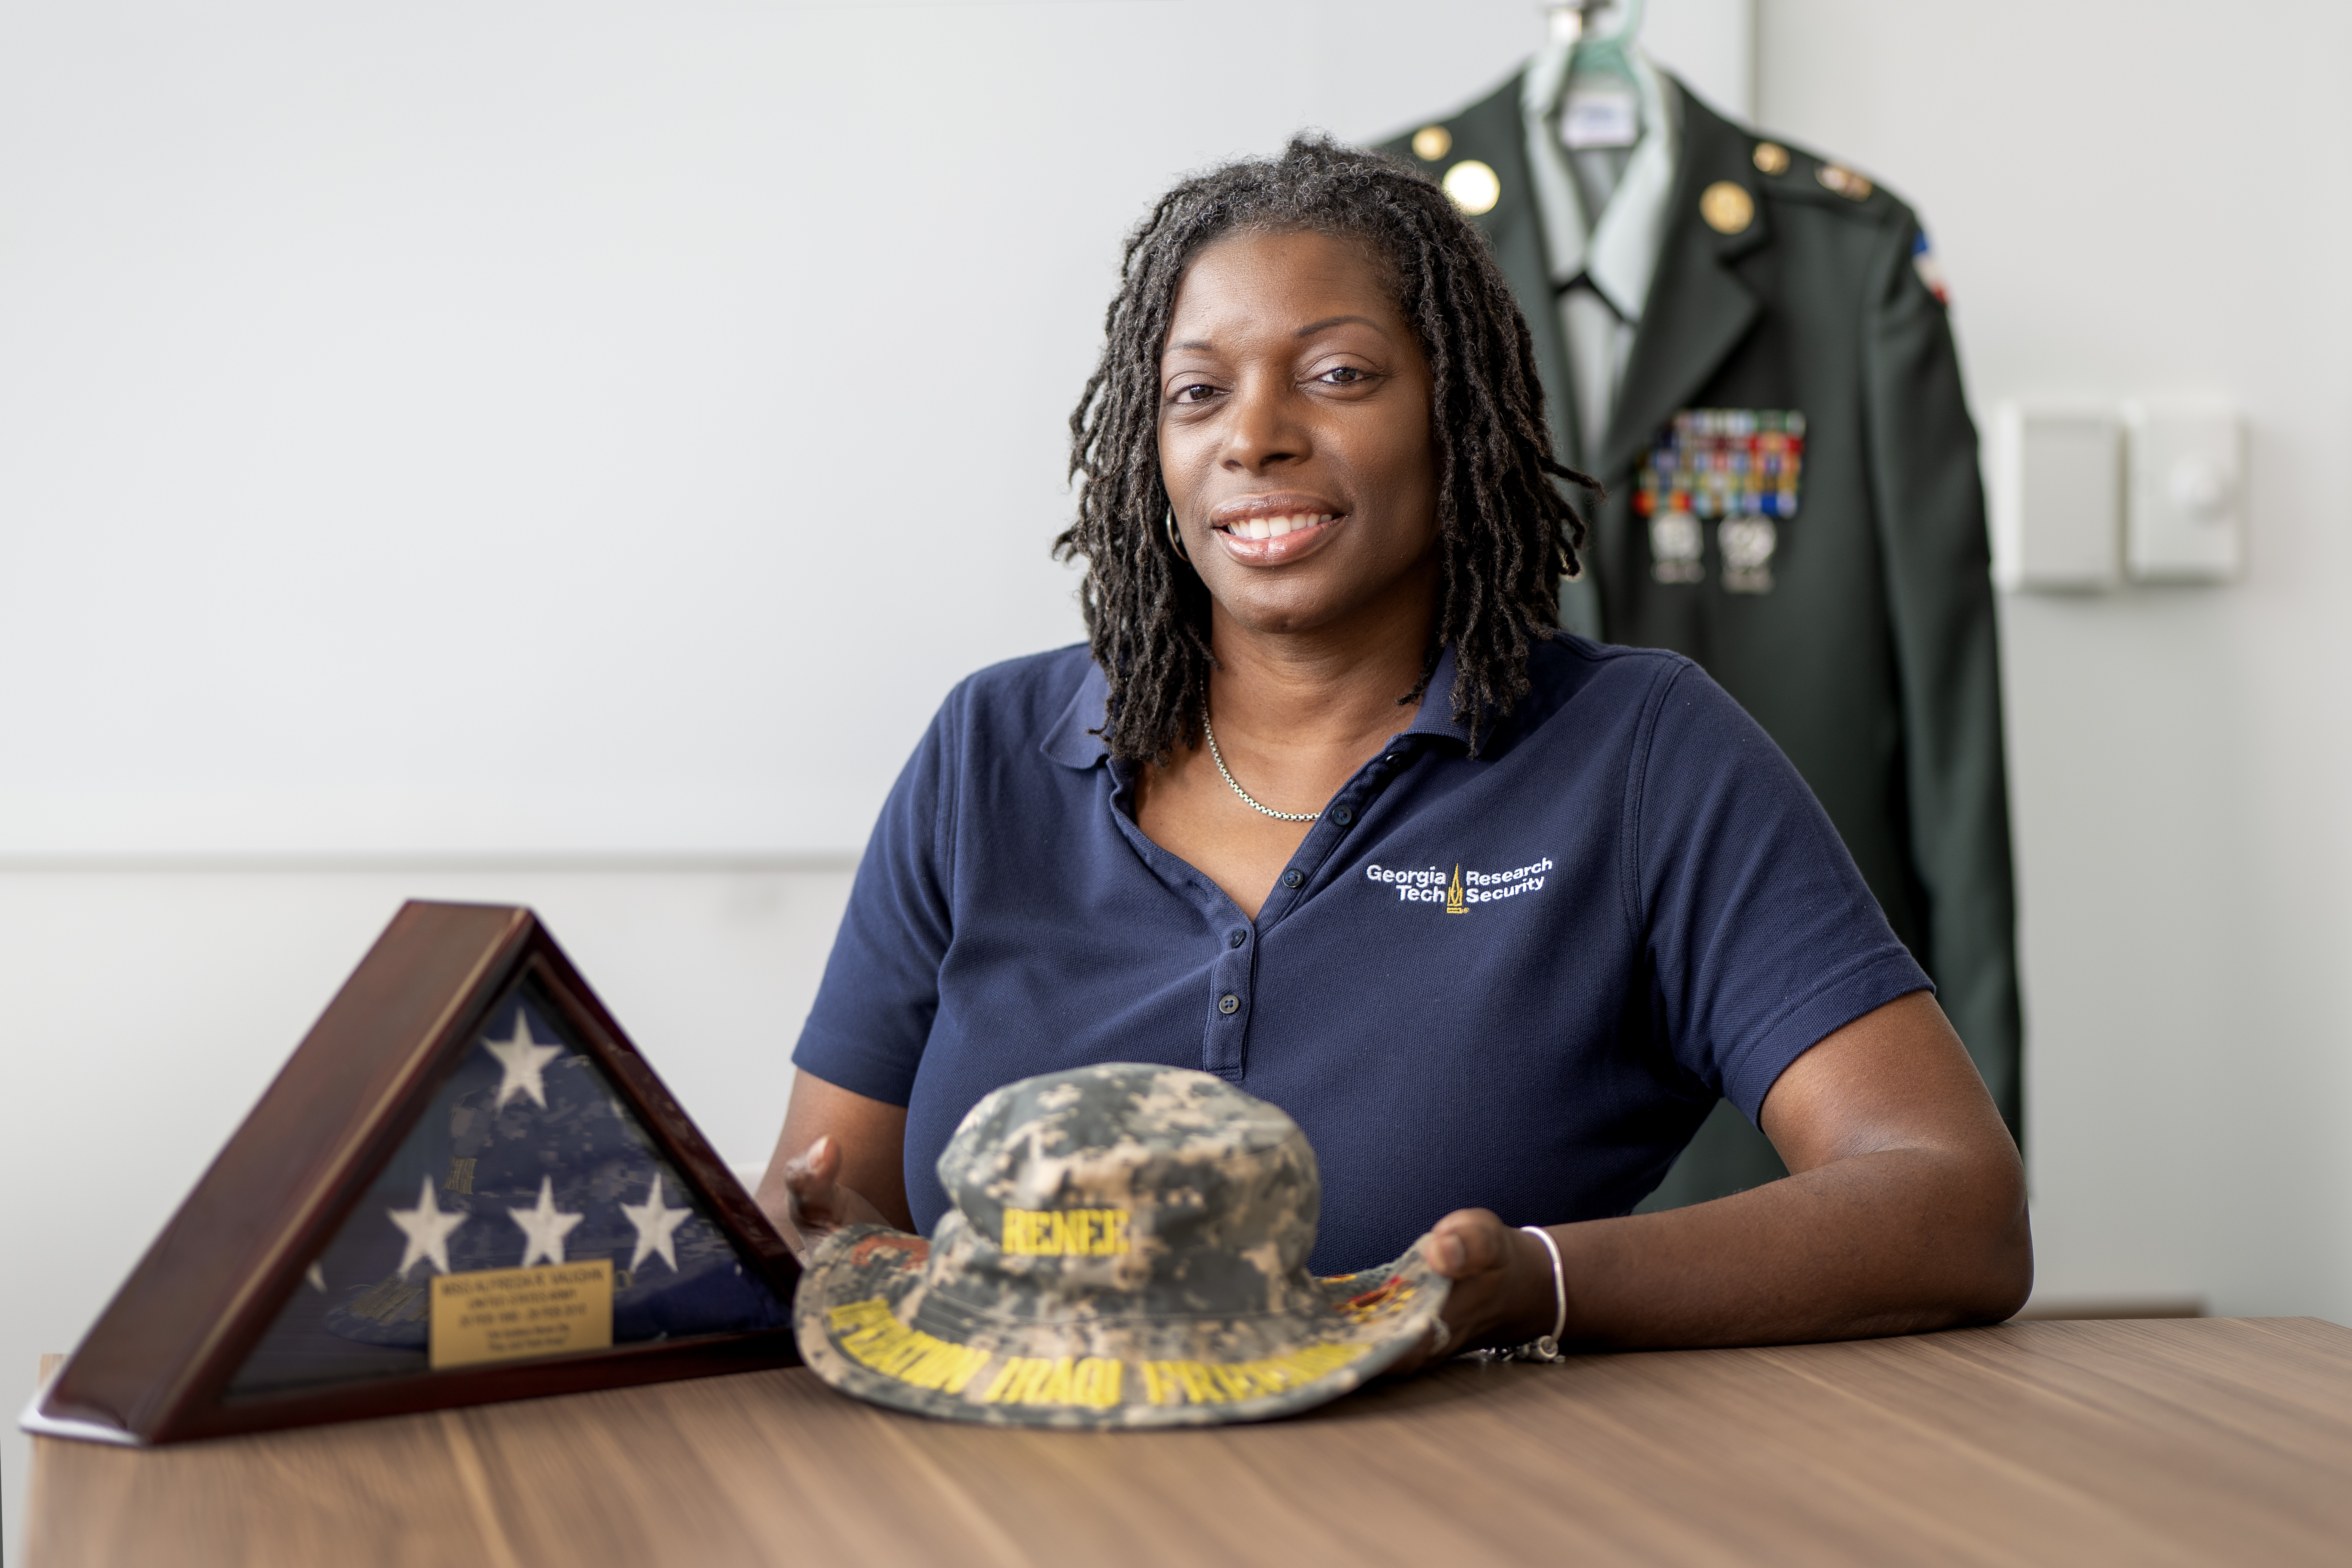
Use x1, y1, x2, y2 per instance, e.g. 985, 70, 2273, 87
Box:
758, 136, 2029, 1364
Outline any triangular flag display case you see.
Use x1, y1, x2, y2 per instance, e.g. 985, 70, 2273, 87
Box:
24, 901, 802, 1445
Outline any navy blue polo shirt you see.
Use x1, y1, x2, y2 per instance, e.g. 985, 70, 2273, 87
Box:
794, 636, 1929, 1274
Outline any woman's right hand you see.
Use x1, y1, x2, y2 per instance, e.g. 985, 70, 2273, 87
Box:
754, 1071, 917, 1259
768, 1134, 892, 1261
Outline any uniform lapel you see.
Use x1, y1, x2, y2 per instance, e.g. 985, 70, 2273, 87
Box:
1600, 81, 1767, 483
1434, 73, 1586, 471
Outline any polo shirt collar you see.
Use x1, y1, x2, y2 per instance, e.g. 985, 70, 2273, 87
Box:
1042, 658, 1115, 769
1399, 644, 1475, 748
1039, 645, 1474, 770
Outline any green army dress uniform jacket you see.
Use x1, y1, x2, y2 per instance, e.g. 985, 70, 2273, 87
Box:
1378, 77, 2020, 1207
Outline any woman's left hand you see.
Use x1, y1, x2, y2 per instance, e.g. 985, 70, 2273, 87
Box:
1382, 1208, 1561, 1377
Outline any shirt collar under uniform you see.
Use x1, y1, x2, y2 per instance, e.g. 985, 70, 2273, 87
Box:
1040, 645, 1476, 772
1519, 43, 1680, 326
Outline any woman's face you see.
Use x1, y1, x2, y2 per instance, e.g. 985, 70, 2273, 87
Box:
1157, 228, 1439, 641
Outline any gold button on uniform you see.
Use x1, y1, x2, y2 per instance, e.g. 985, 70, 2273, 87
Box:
1699, 180, 1754, 235
1752, 141, 1791, 176
1816, 163, 1874, 200
1442, 159, 1501, 216
1411, 124, 1452, 162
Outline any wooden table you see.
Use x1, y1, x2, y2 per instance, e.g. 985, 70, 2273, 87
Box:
26, 1318, 2352, 1566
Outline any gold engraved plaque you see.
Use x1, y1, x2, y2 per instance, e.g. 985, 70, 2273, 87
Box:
430, 1261, 614, 1370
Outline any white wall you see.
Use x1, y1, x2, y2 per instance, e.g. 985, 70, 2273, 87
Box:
0, 2, 1754, 1556
0, 0, 1749, 859
1757, 0, 2352, 1317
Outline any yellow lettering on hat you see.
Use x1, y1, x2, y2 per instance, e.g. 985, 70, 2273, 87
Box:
1141, 1343, 1372, 1404
985, 1357, 1046, 1404
1000, 1207, 1132, 1256
995, 1359, 1042, 1404
978, 1354, 1126, 1408
831, 1298, 895, 1341
979, 1358, 1022, 1402
1173, 1361, 1219, 1404
1079, 1357, 1123, 1406
1211, 1364, 1257, 1401
1012, 1360, 1055, 1403
828, 1298, 993, 1395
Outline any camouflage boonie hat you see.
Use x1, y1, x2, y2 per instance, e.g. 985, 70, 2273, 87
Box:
792, 1064, 1448, 1428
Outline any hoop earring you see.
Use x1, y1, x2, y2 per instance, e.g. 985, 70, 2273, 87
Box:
1165, 506, 1191, 562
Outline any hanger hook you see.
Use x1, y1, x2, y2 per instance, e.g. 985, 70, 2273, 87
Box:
1545, 0, 1644, 48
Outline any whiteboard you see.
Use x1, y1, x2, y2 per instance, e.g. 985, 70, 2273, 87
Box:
0, 0, 1753, 855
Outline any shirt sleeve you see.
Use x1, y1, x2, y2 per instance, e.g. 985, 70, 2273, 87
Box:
1627, 661, 1932, 1121
791, 689, 962, 1106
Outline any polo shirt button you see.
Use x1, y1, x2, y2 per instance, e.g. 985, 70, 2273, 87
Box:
1281, 868, 1304, 889
1228, 929, 1247, 948
1218, 994, 1240, 1015
1331, 806, 1354, 827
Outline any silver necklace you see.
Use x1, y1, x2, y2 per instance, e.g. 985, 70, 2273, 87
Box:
1202, 715, 1319, 822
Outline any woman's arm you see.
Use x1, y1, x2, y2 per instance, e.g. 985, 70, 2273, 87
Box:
753, 1070, 914, 1255
1404, 990, 2031, 1366
759, 994, 2028, 1347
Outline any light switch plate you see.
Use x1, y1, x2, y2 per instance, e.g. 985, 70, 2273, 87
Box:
2123, 400, 2243, 582
1990, 400, 2122, 592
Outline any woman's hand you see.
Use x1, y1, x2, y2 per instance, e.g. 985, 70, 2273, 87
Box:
1387, 995, 2030, 1366
1381, 1208, 1562, 1377
754, 1071, 917, 1260
766, 1134, 891, 1262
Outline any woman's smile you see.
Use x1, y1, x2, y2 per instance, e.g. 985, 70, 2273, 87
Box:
1210, 494, 1346, 565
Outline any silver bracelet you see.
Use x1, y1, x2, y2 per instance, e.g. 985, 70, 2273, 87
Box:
1475, 1225, 1567, 1363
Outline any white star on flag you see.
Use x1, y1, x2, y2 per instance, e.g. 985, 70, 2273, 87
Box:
620, 1171, 691, 1273
510, 1176, 585, 1267
482, 1009, 564, 1111
388, 1174, 467, 1277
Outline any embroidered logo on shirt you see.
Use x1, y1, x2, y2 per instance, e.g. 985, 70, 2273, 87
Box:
1365, 860, 1551, 909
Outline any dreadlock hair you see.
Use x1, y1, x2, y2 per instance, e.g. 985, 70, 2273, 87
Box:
1053, 131, 1598, 763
